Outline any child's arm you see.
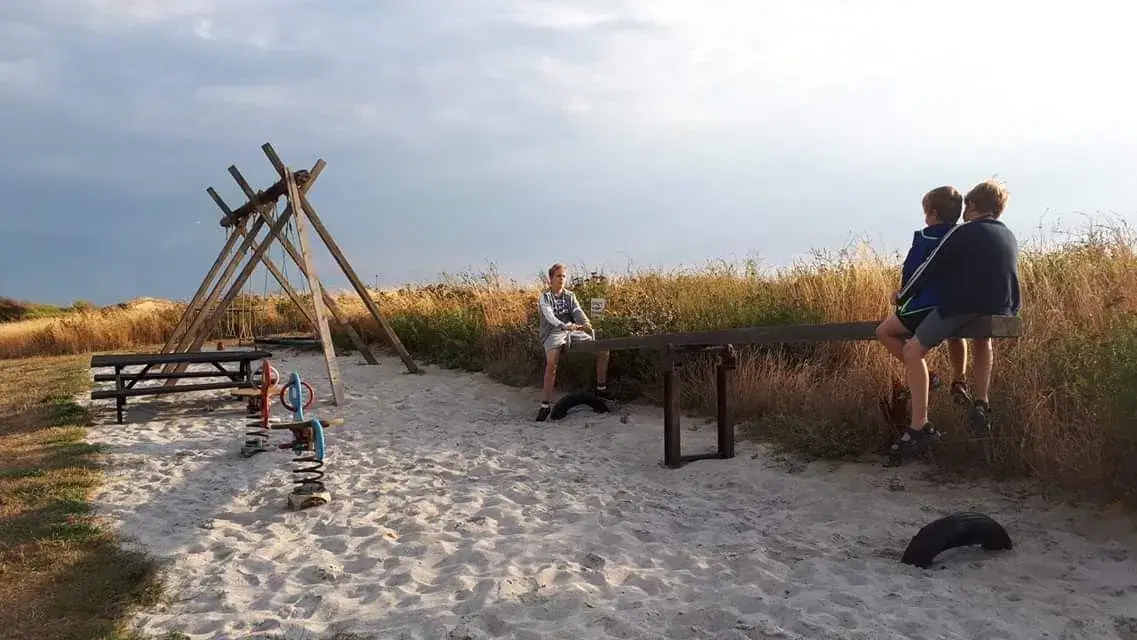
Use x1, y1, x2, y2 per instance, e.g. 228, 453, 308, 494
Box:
538, 292, 570, 329
569, 293, 591, 327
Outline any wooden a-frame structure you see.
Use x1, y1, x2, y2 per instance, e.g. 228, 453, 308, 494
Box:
156, 142, 421, 405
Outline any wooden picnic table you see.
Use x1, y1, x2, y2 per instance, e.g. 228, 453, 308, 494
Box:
89, 349, 272, 423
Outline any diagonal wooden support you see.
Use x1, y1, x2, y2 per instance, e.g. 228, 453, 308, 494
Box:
260, 143, 420, 374
164, 215, 250, 350
176, 204, 299, 360
285, 167, 344, 405
156, 213, 270, 382
208, 187, 319, 331
124, 215, 255, 386
221, 166, 377, 364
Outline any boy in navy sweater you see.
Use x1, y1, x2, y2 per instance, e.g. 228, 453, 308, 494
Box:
890, 179, 1021, 461
875, 186, 969, 403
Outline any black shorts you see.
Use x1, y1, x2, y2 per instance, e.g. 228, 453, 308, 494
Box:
898, 309, 931, 335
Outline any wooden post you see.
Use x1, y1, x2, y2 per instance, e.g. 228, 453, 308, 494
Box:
662, 344, 681, 468
216, 169, 378, 365
716, 345, 736, 460
284, 167, 345, 406
260, 143, 421, 374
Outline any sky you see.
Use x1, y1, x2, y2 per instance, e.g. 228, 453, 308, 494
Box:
2, 1, 1136, 306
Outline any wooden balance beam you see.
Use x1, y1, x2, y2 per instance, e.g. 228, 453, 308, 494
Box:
571, 315, 1022, 469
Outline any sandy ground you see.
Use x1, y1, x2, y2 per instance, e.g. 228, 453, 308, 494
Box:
82, 349, 1137, 640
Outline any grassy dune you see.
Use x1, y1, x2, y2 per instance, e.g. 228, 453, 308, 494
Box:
4, 221, 1137, 505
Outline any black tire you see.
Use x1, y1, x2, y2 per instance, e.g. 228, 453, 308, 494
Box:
550, 392, 610, 420
900, 511, 1013, 568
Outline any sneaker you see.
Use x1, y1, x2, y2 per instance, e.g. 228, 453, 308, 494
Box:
535, 403, 551, 422
593, 385, 615, 401
886, 423, 941, 465
950, 379, 973, 406
967, 400, 992, 436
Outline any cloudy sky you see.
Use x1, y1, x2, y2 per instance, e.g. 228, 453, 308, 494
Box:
2, 1, 1135, 305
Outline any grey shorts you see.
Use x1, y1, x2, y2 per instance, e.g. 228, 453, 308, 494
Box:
543, 329, 594, 353
913, 309, 981, 348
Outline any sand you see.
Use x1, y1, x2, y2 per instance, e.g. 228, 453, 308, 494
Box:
82, 349, 1137, 640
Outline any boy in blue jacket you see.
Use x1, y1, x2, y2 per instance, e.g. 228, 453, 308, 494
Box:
876, 186, 969, 405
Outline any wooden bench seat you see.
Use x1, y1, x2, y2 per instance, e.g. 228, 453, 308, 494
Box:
571, 315, 1022, 469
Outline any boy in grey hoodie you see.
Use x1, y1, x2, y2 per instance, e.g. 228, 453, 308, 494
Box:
536, 263, 612, 421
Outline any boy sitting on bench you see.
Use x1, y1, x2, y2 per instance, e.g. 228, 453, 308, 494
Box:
889, 179, 1022, 461
535, 263, 613, 422
876, 185, 971, 404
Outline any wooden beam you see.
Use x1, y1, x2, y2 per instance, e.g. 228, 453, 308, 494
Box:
573, 315, 1022, 353
285, 166, 345, 406
214, 171, 312, 228
260, 142, 421, 374
223, 165, 378, 365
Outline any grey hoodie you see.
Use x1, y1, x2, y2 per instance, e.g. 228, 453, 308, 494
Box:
537, 289, 589, 341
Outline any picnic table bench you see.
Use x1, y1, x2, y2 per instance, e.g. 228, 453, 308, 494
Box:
89, 349, 273, 423
572, 315, 1022, 469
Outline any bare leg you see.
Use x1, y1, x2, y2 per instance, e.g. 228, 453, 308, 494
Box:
902, 337, 932, 429
542, 348, 561, 404
971, 338, 993, 402
946, 337, 968, 381
875, 314, 910, 363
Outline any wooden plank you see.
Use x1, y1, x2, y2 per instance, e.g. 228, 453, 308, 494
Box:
90, 380, 254, 400
91, 350, 272, 367
226, 165, 378, 365
574, 315, 1022, 352
285, 166, 345, 405
260, 142, 420, 374
93, 370, 241, 382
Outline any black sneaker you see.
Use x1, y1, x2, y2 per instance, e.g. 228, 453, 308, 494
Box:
885, 423, 940, 466
535, 403, 551, 422
967, 400, 992, 436
593, 386, 615, 401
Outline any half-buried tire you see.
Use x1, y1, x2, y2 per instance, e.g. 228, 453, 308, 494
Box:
550, 392, 610, 421
901, 511, 1013, 568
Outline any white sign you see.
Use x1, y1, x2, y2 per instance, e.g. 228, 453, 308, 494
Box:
589, 297, 607, 319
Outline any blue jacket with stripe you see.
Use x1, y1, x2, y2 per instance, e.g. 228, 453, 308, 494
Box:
898, 223, 955, 314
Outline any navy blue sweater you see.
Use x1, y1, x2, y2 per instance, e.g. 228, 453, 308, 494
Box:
899, 218, 1021, 317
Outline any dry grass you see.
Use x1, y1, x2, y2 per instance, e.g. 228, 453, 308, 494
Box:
0, 354, 165, 640
4, 219, 1137, 505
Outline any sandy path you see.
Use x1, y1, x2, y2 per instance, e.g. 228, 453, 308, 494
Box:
83, 350, 1137, 639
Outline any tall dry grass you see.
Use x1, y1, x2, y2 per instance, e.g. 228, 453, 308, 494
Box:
4, 220, 1137, 503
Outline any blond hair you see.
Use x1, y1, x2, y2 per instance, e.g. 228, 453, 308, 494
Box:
965, 179, 1010, 218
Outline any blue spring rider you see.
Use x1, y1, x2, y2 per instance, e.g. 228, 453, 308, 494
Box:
274, 371, 335, 510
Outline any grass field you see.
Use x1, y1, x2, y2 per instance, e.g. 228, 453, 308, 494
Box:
0, 355, 165, 640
